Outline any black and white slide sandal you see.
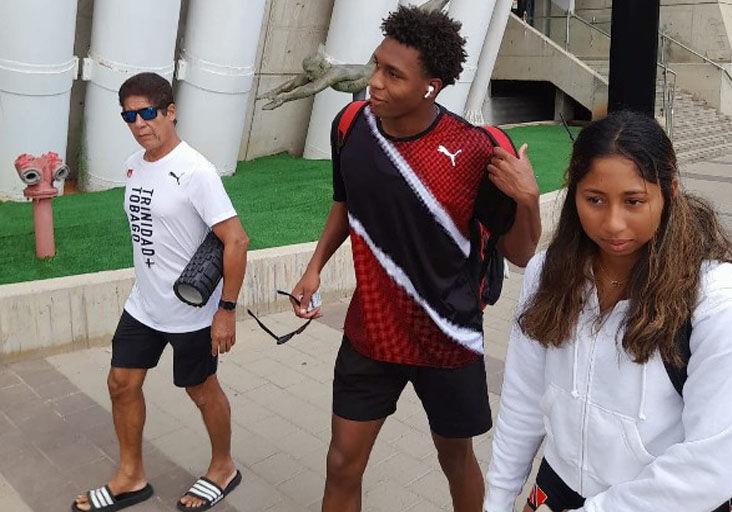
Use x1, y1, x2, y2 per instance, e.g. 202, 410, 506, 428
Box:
176, 470, 242, 510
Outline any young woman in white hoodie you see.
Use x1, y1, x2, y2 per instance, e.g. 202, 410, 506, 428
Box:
484, 111, 732, 512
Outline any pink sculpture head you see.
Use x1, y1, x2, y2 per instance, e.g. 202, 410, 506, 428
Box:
14, 152, 69, 200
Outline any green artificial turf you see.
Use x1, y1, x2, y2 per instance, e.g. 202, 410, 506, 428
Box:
0, 124, 577, 285
504, 123, 580, 193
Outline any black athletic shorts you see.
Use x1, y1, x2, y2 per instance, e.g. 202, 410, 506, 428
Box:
332, 337, 492, 438
111, 310, 217, 388
527, 459, 585, 511
527, 459, 731, 512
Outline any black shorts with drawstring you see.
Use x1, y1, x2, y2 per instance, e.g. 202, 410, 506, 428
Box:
111, 310, 217, 388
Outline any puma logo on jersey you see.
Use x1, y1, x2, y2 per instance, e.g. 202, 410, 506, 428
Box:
437, 145, 462, 167
168, 171, 181, 185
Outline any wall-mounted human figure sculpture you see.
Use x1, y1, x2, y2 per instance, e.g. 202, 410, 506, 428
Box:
257, 0, 450, 110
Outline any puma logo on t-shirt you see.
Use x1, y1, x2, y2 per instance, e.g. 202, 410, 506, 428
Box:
437, 145, 462, 167
168, 171, 181, 185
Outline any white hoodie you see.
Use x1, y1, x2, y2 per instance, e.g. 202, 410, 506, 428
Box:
485, 251, 732, 512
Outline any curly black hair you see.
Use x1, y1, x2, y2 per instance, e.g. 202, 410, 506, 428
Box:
381, 5, 466, 87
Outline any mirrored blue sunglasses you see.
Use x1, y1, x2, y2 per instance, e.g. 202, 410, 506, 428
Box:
120, 106, 160, 123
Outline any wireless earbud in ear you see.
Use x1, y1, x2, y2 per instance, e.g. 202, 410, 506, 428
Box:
424, 85, 435, 99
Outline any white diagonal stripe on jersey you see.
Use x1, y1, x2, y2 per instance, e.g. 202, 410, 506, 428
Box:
364, 106, 471, 258
349, 213, 483, 353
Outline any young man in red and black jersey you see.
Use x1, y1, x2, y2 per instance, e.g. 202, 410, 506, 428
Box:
291, 6, 541, 511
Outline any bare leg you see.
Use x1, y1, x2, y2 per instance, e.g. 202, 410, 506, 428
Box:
73, 368, 149, 511
322, 415, 385, 512
178, 375, 236, 509
432, 432, 484, 512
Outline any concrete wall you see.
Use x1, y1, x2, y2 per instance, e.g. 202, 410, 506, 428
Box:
42, 0, 732, 180
0, 190, 565, 361
566, 0, 732, 62
493, 15, 608, 118
0, 241, 355, 362
659, 1, 732, 62
67, 0, 94, 182
536, 0, 732, 63
671, 62, 732, 116
240, 0, 336, 160
63, 0, 335, 180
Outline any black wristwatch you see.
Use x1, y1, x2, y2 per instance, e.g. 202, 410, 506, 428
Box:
218, 299, 237, 311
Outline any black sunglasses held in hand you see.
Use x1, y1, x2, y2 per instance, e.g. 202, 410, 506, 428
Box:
121, 106, 160, 123
247, 290, 315, 345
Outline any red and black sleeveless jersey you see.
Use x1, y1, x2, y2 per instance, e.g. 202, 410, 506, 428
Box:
331, 103, 516, 368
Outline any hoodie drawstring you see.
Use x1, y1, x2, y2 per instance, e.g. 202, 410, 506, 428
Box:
571, 339, 580, 398
637, 363, 648, 421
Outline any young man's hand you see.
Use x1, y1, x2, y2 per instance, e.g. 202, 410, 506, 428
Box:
211, 309, 236, 356
487, 144, 539, 205
291, 270, 322, 319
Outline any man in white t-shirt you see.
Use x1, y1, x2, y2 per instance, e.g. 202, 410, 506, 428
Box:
72, 73, 248, 512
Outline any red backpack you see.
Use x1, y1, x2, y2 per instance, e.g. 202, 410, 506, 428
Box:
336, 100, 518, 308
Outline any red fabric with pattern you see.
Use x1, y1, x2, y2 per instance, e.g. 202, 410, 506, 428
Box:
344, 231, 479, 368
394, 114, 493, 238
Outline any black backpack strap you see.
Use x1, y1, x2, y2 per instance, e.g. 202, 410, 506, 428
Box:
663, 318, 693, 396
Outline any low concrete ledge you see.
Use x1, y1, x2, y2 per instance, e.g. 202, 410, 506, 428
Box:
0, 241, 356, 362
0, 190, 565, 361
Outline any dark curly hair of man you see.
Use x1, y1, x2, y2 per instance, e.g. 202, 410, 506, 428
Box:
381, 5, 467, 87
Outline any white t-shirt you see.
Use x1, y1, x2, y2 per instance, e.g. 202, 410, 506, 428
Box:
122, 141, 237, 333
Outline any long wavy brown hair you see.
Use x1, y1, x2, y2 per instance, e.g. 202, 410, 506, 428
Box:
519, 111, 732, 364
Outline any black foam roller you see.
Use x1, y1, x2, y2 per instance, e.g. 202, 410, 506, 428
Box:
173, 231, 224, 307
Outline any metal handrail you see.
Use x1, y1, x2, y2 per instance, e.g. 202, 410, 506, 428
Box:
532, 12, 676, 137
659, 31, 732, 84
567, 13, 609, 40
572, 12, 677, 137
535, 14, 731, 83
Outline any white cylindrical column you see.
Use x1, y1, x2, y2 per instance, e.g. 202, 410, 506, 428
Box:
81, 0, 181, 191
176, 0, 267, 176
437, 0, 497, 116
302, 0, 398, 160
0, 0, 78, 201
465, 0, 513, 124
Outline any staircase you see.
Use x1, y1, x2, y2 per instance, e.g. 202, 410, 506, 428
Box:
576, 59, 732, 164
495, 12, 732, 165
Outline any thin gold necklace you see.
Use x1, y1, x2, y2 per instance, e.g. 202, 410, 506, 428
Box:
596, 261, 627, 289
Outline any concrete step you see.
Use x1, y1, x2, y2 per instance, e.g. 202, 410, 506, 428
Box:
673, 121, 732, 134
672, 111, 730, 124
673, 129, 732, 144
673, 111, 732, 124
675, 134, 732, 154
677, 141, 732, 163
671, 105, 726, 116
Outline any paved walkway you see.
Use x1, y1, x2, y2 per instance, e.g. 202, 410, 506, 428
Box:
0, 151, 729, 512
0, 279, 524, 512
680, 153, 732, 234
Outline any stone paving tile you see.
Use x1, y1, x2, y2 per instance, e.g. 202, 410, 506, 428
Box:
250, 452, 308, 487
0, 472, 34, 511
364, 479, 425, 511
1, 219, 556, 511
0, 360, 225, 512
3, 150, 731, 511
